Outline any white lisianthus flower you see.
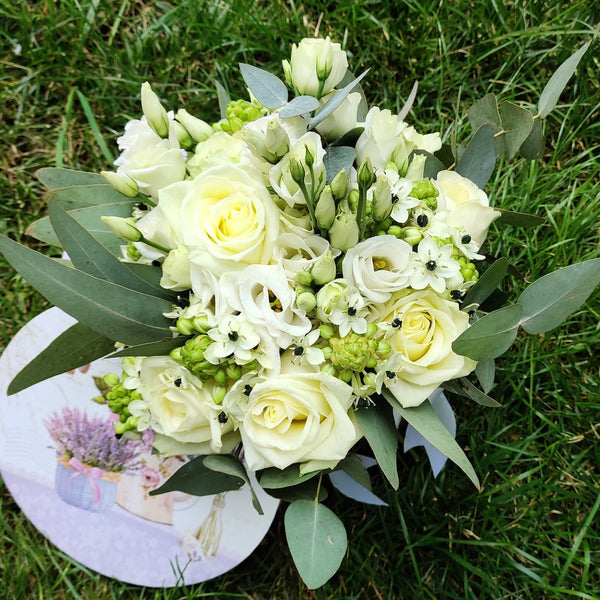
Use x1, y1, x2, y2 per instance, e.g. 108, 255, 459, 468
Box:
222, 264, 312, 349
222, 355, 361, 473
434, 170, 501, 247
114, 116, 186, 199
283, 37, 348, 98
342, 235, 414, 304
355, 107, 407, 170
273, 233, 339, 281
410, 238, 461, 294
402, 125, 443, 156
379, 290, 476, 407
269, 132, 326, 207
154, 165, 281, 277
139, 356, 233, 452
315, 91, 362, 141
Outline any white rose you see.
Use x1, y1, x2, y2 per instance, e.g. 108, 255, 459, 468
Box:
355, 107, 407, 170
435, 171, 501, 247
160, 245, 192, 291
342, 235, 414, 303
139, 356, 233, 452
155, 165, 281, 277
284, 37, 348, 97
114, 117, 186, 199
316, 91, 362, 141
380, 289, 476, 407
223, 356, 361, 473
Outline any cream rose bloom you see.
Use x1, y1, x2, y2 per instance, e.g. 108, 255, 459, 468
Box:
435, 170, 501, 247
223, 356, 361, 473
139, 356, 234, 453
114, 116, 186, 199
355, 107, 407, 170
380, 290, 476, 407
154, 164, 281, 276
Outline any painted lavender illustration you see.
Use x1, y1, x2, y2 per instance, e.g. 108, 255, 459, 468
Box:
45, 407, 148, 512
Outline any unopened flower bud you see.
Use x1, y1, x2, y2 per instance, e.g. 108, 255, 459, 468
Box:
329, 200, 359, 251
316, 38, 334, 81
101, 171, 139, 197
315, 185, 336, 230
289, 158, 305, 185
264, 119, 290, 162
406, 153, 427, 180
176, 317, 195, 336
320, 363, 337, 377
304, 144, 315, 168
330, 169, 348, 200
175, 109, 213, 142
319, 324, 336, 339
296, 270, 313, 286
310, 251, 336, 285
101, 216, 142, 242
212, 385, 227, 405
192, 315, 211, 333
172, 121, 194, 150
402, 227, 423, 246
391, 138, 411, 175
296, 291, 317, 313
141, 82, 169, 138
357, 157, 374, 189
371, 177, 392, 221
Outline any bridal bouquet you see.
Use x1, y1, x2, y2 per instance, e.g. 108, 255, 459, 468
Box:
1, 37, 598, 588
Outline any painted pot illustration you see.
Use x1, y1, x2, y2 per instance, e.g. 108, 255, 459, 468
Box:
54, 455, 120, 512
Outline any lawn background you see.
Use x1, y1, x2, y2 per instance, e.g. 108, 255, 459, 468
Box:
1, 1, 599, 598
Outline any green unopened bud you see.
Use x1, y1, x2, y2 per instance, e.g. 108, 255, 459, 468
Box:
316, 38, 333, 81
296, 291, 317, 313
319, 324, 336, 339
296, 270, 313, 286
315, 185, 336, 230
170, 347, 183, 362
357, 157, 374, 189
92, 395, 106, 405
264, 119, 289, 162
281, 59, 293, 88
101, 171, 139, 197
192, 315, 211, 333
310, 251, 336, 285
347, 189, 359, 213
172, 121, 194, 150
226, 364, 242, 381
212, 385, 227, 405
384, 161, 399, 173
387, 225, 403, 238
411, 180, 438, 200
330, 169, 348, 200
141, 82, 170, 138
114, 421, 129, 435
213, 369, 227, 385
402, 227, 423, 246
176, 317, 195, 336
304, 144, 315, 168
329, 200, 359, 251
101, 216, 142, 242
103, 373, 120, 388
289, 158, 306, 185
320, 362, 336, 377
126, 242, 142, 261
371, 177, 392, 221
365, 323, 378, 338
391, 138, 411, 175
175, 109, 213, 142
376, 341, 392, 356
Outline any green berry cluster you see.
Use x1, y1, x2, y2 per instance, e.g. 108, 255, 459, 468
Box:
214, 99, 266, 133
103, 373, 143, 436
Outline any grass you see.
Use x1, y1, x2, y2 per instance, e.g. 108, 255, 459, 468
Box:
1, 0, 599, 598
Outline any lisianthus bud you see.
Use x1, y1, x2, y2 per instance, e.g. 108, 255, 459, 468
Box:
347, 189, 359, 213
101, 216, 142, 242
330, 169, 348, 200
315, 185, 336, 230
264, 119, 290, 162
371, 176, 392, 221
391, 137, 411, 175
175, 109, 213, 142
289, 157, 306, 185
402, 226, 423, 246
357, 157, 374, 189
311, 251, 336, 285
406, 153, 427, 180
329, 200, 359, 251
140, 82, 169, 138
172, 121, 194, 149
101, 171, 139, 197
296, 290, 317, 313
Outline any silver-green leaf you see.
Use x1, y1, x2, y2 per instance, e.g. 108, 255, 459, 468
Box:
279, 95, 320, 118
456, 124, 496, 189
36, 168, 106, 189
239, 63, 288, 110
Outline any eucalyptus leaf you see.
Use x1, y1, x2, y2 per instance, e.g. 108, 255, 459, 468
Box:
475, 359, 496, 394
418, 150, 448, 180
203, 455, 263, 515
452, 303, 523, 361
259, 464, 319, 489
498, 101, 534, 160
279, 95, 320, 118
462, 258, 510, 308
468, 93, 501, 132
125, 262, 167, 292
435, 144, 455, 169
266, 479, 328, 503
26, 201, 138, 254
355, 399, 399, 489
110, 336, 185, 358
331, 126, 364, 147
457, 377, 501, 408
45, 184, 132, 210
334, 455, 372, 490
384, 392, 480, 489
518, 258, 600, 335
0, 235, 173, 345
149, 455, 244, 497
519, 116, 544, 160
323, 146, 355, 183
328, 470, 387, 506
456, 124, 496, 189
239, 63, 288, 110
308, 69, 369, 130
496, 208, 545, 227
36, 168, 106, 189
215, 80, 231, 120
7, 322, 116, 395
538, 41, 591, 118
48, 201, 171, 298
284, 500, 347, 589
